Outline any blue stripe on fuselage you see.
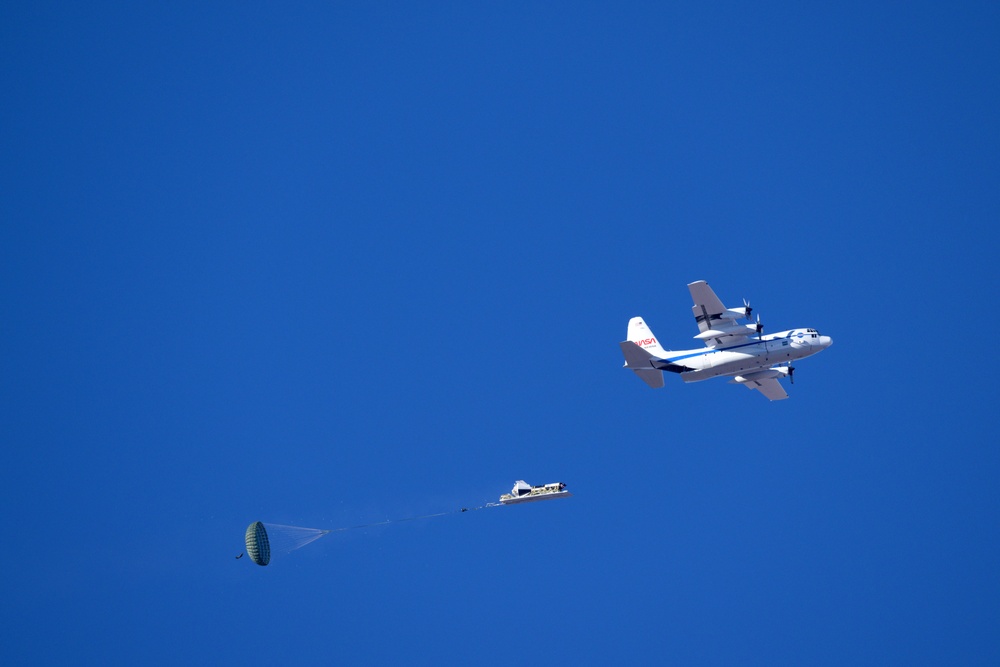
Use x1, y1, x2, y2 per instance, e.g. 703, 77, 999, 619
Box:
665, 334, 795, 363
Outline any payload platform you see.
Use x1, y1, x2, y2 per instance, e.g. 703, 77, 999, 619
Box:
499, 480, 572, 505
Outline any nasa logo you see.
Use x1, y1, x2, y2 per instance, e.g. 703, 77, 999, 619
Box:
635, 338, 657, 347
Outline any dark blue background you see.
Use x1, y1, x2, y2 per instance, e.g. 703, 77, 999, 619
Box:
3, 3, 997, 664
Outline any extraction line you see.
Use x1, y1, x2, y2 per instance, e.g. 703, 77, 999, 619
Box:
328, 503, 502, 534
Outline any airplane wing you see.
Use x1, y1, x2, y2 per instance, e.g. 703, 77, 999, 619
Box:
688, 280, 753, 347
688, 280, 728, 333
743, 376, 788, 401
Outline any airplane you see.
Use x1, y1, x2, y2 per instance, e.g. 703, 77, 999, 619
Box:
619, 280, 832, 401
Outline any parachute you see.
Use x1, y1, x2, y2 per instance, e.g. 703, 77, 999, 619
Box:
244, 522, 330, 566
245, 522, 270, 566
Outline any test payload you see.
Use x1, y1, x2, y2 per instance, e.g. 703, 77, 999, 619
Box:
499, 480, 572, 505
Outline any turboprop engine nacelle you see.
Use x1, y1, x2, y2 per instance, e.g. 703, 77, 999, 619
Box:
694, 323, 759, 340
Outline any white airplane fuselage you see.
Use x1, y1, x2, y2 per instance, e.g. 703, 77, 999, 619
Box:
663, 329, 832, 382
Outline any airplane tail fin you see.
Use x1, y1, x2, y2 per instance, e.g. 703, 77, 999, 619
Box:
622, 317, 680, 389
626, 317, 668, 357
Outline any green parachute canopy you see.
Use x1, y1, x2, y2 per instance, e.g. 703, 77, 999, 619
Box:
245, 522, 271, 566
244, 522, 330, 566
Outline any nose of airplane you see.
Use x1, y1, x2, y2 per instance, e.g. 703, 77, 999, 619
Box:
819, 335, 832, 348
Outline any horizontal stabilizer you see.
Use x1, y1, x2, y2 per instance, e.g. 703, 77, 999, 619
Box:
619, 341, 664, 388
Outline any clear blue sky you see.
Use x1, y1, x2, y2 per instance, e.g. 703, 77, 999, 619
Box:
3, 3, 998, 664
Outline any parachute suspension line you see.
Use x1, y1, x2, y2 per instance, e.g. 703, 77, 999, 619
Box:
244, 504, 505, 564
245, 522, 330, 566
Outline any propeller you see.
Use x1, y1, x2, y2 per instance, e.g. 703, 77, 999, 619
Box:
742, 298, 753, 320
788, 366, 796, 384
755, 314, 763, 338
